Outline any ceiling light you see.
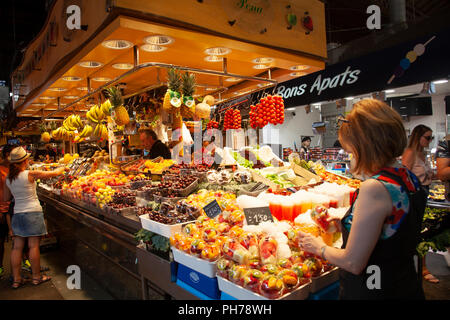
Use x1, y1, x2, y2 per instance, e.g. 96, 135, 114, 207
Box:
62, 76, 82, 81
252, 57, 274, 64
205, 87, 218, 91
46, 107, 58, 111
204, 55, 223, 62
345, 97, 354, 100
78, 61, 103, 68
432, 79, 448, 84
233, 91, 241, 95
204, 47, 231, 56
112, 63, 134, 70
290, 65, 310, 71
48, 87, 67, 92
102, 39, 133, 50
76, 87, 89, 91
144, 35, 174, 46
225, 77, 241, 82
63, 96, 79, 100
40, 96, 56, 100
140, 44, 167, 52
92, 77, 111, 82
253, 64, 270, 69
290, 72, 307, 77
384, 89, 395, 93
31, 103, 46, 106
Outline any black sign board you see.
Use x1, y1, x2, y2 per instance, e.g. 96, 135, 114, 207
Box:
203, 200, 222, 218
276, 28, 450, 108
244, 206, 274, 225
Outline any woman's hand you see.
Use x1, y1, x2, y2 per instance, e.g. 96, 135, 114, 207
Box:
297, 231, 327, 257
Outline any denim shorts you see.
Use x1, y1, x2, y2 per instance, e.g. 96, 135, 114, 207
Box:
11, 211, 47, 237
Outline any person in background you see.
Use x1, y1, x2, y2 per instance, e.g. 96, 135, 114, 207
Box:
436, 135, 450, 197
300, 136, 312, 154
402, 125, 434, 194
435, 135, 450, 276
297, 99, 426, 299
139, 129, 171, 160
0, 145, 15, 278
402, 125, 439, 284
333, 140, 342, 148
45, 145, 57, 163
5, 147, 66, 289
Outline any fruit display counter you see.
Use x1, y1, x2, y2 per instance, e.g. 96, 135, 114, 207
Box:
35, 156, 357, 300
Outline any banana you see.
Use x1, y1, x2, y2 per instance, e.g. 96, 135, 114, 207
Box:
85, 125, 93, 136
74, 115, 82, 128
101, 100, 111, 115
64, 117, 77, 131
86, 110, 98, 124
101, 125, 108, 141
62, 121, 70, 131
93, 124, 100, 137
96, 105, 104, 121
78, 126, 87, 138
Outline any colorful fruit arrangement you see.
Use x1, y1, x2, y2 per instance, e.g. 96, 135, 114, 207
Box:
223, 109, 241, 130
249, 95, 285, 129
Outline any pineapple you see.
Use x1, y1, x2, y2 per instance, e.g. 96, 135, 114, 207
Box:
163, 68, 182, 111
39, 123, 51, 142
181, 72, 196, 118
106, 86, 129, 126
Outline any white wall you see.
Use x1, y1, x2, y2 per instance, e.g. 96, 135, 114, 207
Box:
262, 106, 321, 150
402, 94, 448, 149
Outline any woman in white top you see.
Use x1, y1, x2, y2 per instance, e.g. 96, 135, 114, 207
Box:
402, 125, 434, 192
402, 124, 438, 283
5, 147, 65, 289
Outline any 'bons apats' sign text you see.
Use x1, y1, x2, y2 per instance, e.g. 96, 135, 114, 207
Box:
277, 66, 361, 100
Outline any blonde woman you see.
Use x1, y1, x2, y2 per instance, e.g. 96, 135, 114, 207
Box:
298, 99, 427, 299
5, 147, 66, 289
402, 125, 438, 284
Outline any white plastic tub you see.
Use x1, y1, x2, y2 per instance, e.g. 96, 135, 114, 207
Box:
171, 247, 217, 278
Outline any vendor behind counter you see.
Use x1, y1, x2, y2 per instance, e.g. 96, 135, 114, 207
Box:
139, 129, 171, 159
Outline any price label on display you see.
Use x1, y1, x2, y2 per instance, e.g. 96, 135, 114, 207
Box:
203, 200, 222, 218
244, 207, 274, 225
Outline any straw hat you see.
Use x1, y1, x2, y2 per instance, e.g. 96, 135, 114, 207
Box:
8, 146, 31, 163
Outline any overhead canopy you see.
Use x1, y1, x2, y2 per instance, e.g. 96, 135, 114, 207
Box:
11, 0, 327, 124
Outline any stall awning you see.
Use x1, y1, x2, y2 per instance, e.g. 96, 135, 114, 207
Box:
277, 28, 450, 108
11, 0, 327, 122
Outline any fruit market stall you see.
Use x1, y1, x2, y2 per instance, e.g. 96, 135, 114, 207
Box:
12, 0, 331, 300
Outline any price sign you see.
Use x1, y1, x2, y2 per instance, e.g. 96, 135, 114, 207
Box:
203, 200, 222, 218
244, 206, 274, 225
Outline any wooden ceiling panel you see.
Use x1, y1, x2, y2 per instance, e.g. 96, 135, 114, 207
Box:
20, 16, 324, 117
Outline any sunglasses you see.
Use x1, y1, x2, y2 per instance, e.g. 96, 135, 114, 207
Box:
336, 114, 350, 129
422, 135, 434, 141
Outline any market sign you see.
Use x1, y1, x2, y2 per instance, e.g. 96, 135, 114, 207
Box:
277, 28, 450, 108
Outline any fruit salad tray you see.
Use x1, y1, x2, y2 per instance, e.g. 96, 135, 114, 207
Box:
171, 247, 217, 278
310, 267, 340, 293
217, 276, 311, 300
